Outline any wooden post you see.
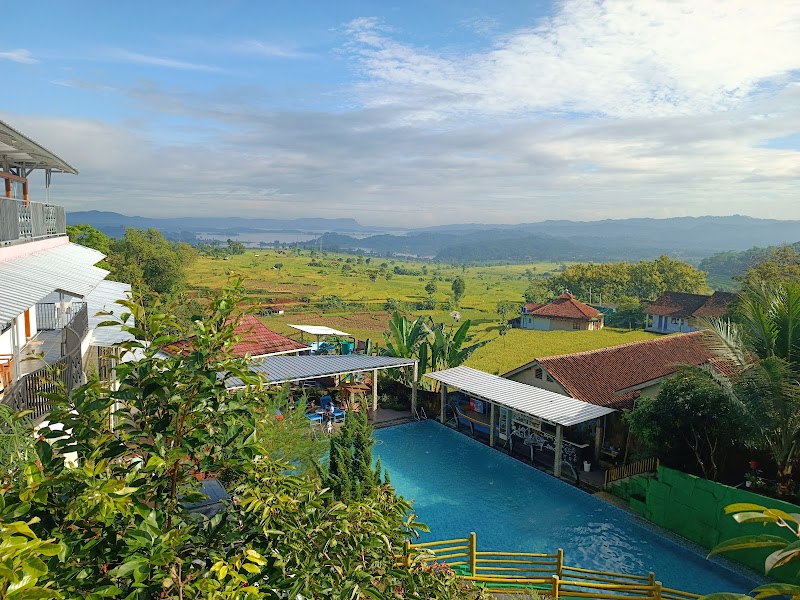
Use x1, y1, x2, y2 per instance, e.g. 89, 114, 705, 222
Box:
551, 575, 560, 600
403, 540, 411, 568
556, 548, 563, 578
440, 384, 446, 423
411, 361, 418, 415
594, 418, 603, 462
648, 572, 655, 587
4, 177, 10, 198
554, 424, 564, 478
489, 402, 496, 447
22, 180, 28, 205
469, 531, 477, 576
654, 581, 662, 600
372, 368, 378, 412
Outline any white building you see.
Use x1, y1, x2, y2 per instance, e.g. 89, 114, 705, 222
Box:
0, 121, 132, 418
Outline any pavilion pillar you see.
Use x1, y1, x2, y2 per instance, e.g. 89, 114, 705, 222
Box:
489, 402, 496, 447
554, 424, 564, 478
372, 368, 379, 412
594, 418, 604, 462
440, 385, 447, 423
10, 316, 20, 381
4, 177, 10, 198
411, 362, 418, 415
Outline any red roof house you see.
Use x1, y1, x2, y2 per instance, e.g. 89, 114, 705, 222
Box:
164, 315, 311, 359
644, 291, 737, 333
503, 331, 718, 410
520, 293, 603, 331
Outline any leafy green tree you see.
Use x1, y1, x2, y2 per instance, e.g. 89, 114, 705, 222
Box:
0, 282, 474, 598
66, 224, 111, 255
742, 245, 800, 288
628, 368, 742, 480
705, 282, 800, 495
427, 320, 489, 378
451, 276, 466, 304
425, 281, 438, 295
524, 279, 551, 304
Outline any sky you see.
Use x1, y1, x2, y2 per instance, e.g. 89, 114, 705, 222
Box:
4, 0, 800, 227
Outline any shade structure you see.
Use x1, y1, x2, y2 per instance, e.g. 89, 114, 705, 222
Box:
0, 120, 79, 174
287, 324, 352, 337
424, 365, 615, 427
225, 354, 417, 388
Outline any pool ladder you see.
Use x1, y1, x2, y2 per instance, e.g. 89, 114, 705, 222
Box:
414, 406, 428, 421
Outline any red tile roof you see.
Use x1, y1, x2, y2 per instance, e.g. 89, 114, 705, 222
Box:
528, 293, 601, 321
523, 303, 546, 313
505, 331, 716, 410
165, 315, 310, 358
645, 291, 736, 319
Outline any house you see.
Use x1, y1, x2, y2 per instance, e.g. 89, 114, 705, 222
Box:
519, 293, 604, 331
503, 331, 720, 459
644, 291, 737, 333
0, 120, 133, 417
163, 314, 311, 358
503, 331, 717, 410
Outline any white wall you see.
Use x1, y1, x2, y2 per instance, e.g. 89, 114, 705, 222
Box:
0, 327, 13, 355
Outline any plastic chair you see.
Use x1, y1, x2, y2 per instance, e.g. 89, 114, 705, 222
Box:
320, 395, 346, 423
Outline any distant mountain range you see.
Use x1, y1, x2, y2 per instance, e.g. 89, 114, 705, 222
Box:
67, 211, 800, 263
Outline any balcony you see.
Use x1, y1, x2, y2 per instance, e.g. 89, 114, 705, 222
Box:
1, 302, 88, 419
0, 198, 66, 247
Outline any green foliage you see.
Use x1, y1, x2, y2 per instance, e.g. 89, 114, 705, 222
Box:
549, 256, 709, 302
627, 368, 742, 480
325, 410, 384, 502
0, 280, 474, 599
451, 276, 466, 304
0, 406, 35, 487
704, 281, 800, 494
67, 224, 111, 255
425, 281, 438, 295
703, 504, 800, 600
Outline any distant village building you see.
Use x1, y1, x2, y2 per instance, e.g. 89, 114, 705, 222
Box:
519, 293, 604, 331
644, 291, 737, 334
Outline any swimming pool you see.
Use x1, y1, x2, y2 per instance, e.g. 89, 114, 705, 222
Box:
373, 420, 760, 596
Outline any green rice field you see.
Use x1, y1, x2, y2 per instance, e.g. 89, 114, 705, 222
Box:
186, 249, 659, 374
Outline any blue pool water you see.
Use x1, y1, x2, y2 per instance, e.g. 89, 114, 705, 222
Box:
373, 421, 760, 596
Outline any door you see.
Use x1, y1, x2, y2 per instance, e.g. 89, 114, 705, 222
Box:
23, 309, 31, 340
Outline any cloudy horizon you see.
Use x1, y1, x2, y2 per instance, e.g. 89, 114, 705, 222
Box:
4, 1, 800, 226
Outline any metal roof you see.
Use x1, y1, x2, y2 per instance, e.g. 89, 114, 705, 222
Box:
86, 280, 134, 347
0, 120, 78, 174
0, 242, 108, 324
288, 324, 352, 337
226, 354, 417, 388
424, 366, 615, 427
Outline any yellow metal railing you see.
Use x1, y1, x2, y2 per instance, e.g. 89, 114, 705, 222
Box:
603, 457, 660, 490
404, 532, 699, 599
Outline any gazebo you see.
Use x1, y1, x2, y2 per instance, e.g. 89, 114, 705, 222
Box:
225, 354, 420, 413
287, 324, 355, 354
425, 366, 615, 478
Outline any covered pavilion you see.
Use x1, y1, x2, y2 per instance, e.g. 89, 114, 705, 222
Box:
225, 354, 420, 413
287, 324, 355, 354
425, 366, 615, 478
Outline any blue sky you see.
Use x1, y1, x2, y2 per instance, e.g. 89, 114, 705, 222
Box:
4, 1, 800, 226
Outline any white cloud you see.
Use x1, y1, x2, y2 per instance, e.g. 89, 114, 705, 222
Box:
0, 49, 38, 64
110, 50, 221, 72
345, 1, 800, 119
232, 40, 311, 59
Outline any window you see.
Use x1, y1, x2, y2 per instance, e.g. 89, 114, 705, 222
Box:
671, 317, 680, 324
546, 374, 554, 382
534, 367, 543, 379
573, 321, 581, 330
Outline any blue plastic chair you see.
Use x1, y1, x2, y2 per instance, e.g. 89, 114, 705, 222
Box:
320, 395, 346, 423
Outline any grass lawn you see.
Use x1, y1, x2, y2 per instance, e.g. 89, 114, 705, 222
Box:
185, 249, 659, 374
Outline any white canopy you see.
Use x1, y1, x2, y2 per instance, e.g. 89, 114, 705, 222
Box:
287, 324, 351, 337
425, 365, 615, 427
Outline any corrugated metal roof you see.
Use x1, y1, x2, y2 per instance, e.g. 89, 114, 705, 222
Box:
424, 366, 615, 427
0, 243, 108, 324
86, 280, 134, 347
0, 120, 79, 174
226, 355, 417, 388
